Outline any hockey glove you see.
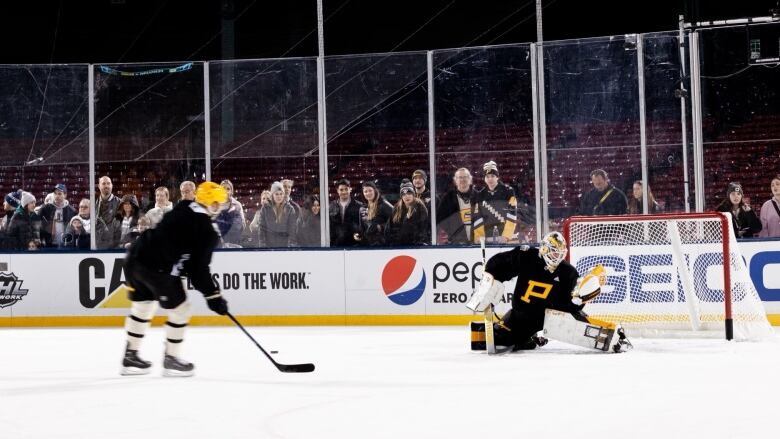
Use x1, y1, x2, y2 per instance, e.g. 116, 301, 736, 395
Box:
205, 292, 229, 315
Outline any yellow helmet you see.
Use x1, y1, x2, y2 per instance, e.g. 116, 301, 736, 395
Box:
195, 181, 228, 209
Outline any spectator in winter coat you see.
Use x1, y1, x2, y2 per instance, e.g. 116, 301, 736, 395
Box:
124, 216, 151, 249
296, 195, 321, 247
759, 175, 780, 238
578, 169, 628, 216
626, 180, 660, 215
216, 179, 246, 246
329, 178, 363, 247
412, 169, 432, 211
96, 176, 120, 249
716, 182, 762, 238
145, 186, 174, 229
114, 194, 142, 249
62, 216, 91, 249
6, 191, 41, 250
356, 181, 393, 246
437, 168, 476, 244
1, 190, 23, 248
257, 181, 297, 247
39, 183, 76, 248
386, 181, 429, 246
249, 190, 273, 235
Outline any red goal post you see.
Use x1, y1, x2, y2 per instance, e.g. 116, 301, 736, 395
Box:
562, 212, 771, 340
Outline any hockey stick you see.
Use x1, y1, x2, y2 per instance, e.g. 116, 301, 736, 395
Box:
480, 237, 498, 355
227, 312, 315, 373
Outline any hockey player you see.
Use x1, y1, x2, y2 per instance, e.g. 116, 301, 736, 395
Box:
467, 231, 630, 352
119, 181, 230, 377
472, 161, 518, 244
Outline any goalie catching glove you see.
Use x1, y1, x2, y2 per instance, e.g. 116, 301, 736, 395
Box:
466, 271, 505, 312
571, 264, 606, 306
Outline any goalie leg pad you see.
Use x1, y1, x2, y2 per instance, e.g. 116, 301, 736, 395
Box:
470, 321, 487, 351
543, 310, 630, 353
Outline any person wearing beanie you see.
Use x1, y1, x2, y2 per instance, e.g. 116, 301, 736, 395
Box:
715, 182, 761, 238
5, 191, 42, 250
386, 180, 430, 245
39, 183, 77, 248
256, 181, 297, 248
1, 190, 22, 232
411, 169, 432, 210
437, 168, 477, 244
356, 181, 393, 246
472, 160, 519, 243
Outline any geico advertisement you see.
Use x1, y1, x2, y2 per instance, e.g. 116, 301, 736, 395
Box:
0, 251, 345, 316
569, 242, 780, 304
344, 248, 514, 315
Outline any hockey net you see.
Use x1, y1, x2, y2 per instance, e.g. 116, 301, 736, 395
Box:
563, 212, 772, 340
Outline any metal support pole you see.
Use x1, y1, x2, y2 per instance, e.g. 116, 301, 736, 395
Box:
426, 51, 438, 245
689, 32, 705, 212
530, 44, 543, 241
637, 35, 649, 214
316, 0, 330, 247
88, 64, 96, 251
204, 62, 212, 181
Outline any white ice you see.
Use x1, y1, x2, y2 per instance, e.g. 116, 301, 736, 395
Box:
1, 325, 779, 439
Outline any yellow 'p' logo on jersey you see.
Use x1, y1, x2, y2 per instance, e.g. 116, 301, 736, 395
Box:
519, 280, 553, 303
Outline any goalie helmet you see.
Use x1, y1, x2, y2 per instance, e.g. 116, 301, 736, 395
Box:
539, 231, 567, 271
195, 181, 228, 216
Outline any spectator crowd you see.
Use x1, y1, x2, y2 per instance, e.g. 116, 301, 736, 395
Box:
2, 167, 779, 251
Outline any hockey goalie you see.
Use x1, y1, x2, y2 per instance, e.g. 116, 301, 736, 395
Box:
467, 231, 632, 353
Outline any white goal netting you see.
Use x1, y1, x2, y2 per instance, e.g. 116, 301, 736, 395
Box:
563, 212, 772, 340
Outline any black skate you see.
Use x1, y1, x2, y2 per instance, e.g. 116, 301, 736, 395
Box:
121, 344, 151, 376
513, 334, 548, 351
613, 327, 634, 353
163, 354, 195, 377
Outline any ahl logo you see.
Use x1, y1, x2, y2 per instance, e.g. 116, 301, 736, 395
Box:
0, 272, 29, 308
381, 255, 426, 305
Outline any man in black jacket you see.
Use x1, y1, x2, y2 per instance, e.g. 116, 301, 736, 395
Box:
578, 169, 627, 216
119, 181, 230, 377
329, 178, 363, 247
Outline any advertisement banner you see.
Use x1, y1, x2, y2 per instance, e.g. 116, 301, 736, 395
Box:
1, 239, 779, 325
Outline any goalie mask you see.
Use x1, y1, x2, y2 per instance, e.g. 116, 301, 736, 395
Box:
539, 231, 567, 272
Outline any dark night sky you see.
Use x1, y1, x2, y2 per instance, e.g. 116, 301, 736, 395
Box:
0, 0, 778, 64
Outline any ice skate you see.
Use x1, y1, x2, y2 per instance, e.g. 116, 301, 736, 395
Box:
163, 354, 195, 377
120, 344, 152, 376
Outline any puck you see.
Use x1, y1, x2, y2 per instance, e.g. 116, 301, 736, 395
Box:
270, 350, 278, 354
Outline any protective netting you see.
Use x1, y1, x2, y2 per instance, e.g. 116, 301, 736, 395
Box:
564, 213, 772, 340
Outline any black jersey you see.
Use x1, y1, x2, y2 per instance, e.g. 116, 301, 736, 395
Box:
128, 200, 220, 296
484, 246, 580, 315
473, 183, 517, 243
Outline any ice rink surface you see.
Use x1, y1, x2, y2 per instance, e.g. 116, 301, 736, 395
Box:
1, 325, 778, 439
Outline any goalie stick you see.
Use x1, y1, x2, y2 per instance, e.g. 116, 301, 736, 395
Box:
479, 238, 511, 355
227, 312, 315, 373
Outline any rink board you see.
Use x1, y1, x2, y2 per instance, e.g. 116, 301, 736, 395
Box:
0, 240, 778, 326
